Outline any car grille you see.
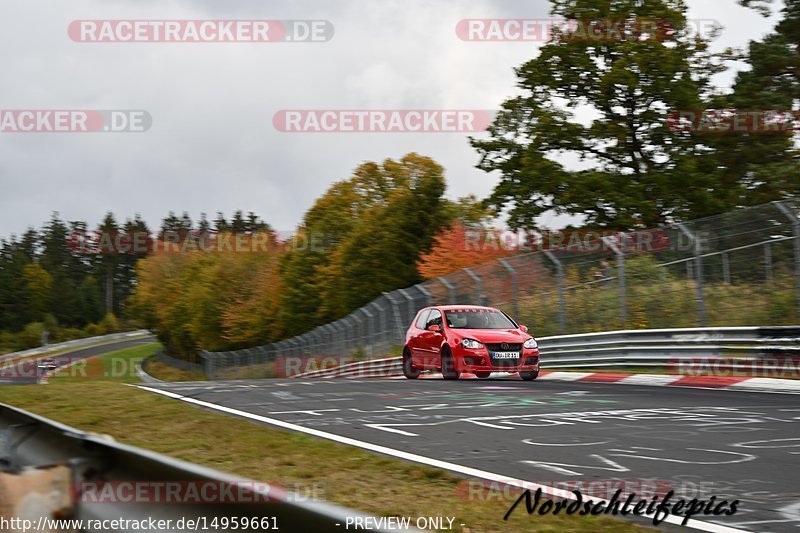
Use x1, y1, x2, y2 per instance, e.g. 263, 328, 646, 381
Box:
487, 343, 522, 368
486, 343, 522, 352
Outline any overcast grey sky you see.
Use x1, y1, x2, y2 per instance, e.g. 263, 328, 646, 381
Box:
0, 0, 782, 238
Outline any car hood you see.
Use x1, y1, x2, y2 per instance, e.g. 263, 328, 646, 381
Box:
450, 329, 529, 343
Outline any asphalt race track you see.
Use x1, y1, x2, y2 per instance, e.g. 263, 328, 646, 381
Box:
141, 378, 800, 532
0, 336, 156, 385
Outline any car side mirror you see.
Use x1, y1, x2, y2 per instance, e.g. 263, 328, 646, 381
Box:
428, 324, 441, 332
519, 325, 528, 333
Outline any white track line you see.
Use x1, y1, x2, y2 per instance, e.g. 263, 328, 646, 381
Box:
136, 384, 748, 533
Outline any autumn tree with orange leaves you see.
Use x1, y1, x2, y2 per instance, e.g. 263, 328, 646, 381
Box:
130, 231, 285, 358
417, 223, 517, 279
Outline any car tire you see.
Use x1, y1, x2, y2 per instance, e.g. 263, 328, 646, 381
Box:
519, 370, 539, 381
441, 347, 461, 380
402, 349, 420, 379
474, 371, 491, 379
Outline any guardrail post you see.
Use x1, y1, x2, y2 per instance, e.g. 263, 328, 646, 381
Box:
463, 268, 486, 305
678, 223, 706, 327
497, 258, 519, 318
543, 251, 565, 333
774, 200, 800, 319
602, 236, 627, 328
439, 277, 456, 304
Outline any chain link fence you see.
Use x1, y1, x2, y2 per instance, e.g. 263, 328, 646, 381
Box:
201, 199, 800, 379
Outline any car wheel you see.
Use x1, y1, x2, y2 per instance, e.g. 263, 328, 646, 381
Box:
474, 371, 491, 379
519, 370, 539, 381
402, 349, 420, 379
441, 347, 461, 380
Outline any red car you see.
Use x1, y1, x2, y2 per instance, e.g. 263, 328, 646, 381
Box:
403, 305, 540, 381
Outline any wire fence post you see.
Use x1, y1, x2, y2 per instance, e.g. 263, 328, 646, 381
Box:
543, 251, 565, 333
774, 200, 800, 318
397, 288, 416, 328
361, 306, 375, 355
439, 278, 456, 304
384, 291, 406, 344
602, 237, 627, 328
764, 243, 773, 282
497, 258, 518, 318
353, 312, 365, 356
463, 268, 485, 305
333, 321, 343, 355
678, 223, 706, 327
368, 302, 382, 356
722, 252, 730, 284
415, 284, 432, 307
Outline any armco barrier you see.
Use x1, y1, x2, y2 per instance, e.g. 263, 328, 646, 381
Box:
0, 402, 418, 532
290, 326, 800, 379
0, 330, 151, 368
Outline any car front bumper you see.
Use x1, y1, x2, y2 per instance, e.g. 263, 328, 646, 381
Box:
454, 346, 540, 372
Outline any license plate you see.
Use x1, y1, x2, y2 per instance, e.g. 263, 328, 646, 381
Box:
491, 352, 519, 359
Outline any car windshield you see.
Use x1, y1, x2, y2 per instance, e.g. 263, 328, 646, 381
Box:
444, 309, 516, 329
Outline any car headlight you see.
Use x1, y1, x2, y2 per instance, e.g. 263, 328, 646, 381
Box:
461, 338, 484, 349
523, 338, 538, 349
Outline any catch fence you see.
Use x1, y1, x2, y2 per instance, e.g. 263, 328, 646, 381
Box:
202, 200, 800, 379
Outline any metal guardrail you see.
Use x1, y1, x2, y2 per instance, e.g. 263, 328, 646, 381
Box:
0, 403, 416, 532
290, 326, 800, 378
0, 330, 151, 368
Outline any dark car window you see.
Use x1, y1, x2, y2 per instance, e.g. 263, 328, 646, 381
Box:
444, 309, 516, 329
425, 309, 442, 329
414, 309, 429, 329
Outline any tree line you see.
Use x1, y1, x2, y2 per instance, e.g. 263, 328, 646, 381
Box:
0, 210, 271, 353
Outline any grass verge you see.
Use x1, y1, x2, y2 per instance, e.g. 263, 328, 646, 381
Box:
144, 358, 206, 381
